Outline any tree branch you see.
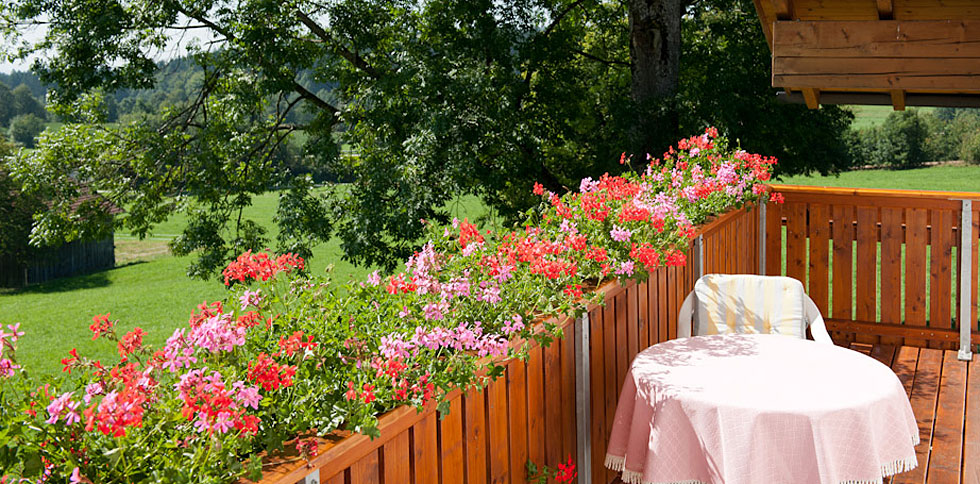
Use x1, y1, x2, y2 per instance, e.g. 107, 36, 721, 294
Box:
571, 48, 630, 67
295, 10, 381, 79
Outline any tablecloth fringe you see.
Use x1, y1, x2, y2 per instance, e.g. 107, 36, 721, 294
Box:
606, 452, 917, 484
604, 454, 626, 472
605, 454, 706, 484
838, 454, 918, 484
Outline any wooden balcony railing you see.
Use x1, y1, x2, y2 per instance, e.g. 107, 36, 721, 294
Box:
255, 187, 980, 484
767, 185, 980, 355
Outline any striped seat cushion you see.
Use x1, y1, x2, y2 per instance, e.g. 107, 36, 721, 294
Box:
693, 274, 807, 339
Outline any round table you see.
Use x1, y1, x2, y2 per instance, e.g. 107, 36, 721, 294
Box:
604, 334, 919, 484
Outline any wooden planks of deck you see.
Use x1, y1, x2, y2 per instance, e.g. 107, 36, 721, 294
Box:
849, 343, 976, 484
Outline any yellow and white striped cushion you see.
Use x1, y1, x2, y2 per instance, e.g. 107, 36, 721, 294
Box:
693, 274, 807, 339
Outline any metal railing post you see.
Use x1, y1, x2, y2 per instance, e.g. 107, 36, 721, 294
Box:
695, 235, 704, 278
759, 202, 767, 275
574, 313, 592, 481
959, 200, 974, 361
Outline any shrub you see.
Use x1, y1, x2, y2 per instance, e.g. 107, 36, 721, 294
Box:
0, 128, 779, 483
7, 114, 46, 149
869, 109, 930, 169
960, 132, 980, 164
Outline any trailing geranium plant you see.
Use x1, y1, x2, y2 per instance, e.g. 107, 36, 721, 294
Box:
0, 128, 780, 482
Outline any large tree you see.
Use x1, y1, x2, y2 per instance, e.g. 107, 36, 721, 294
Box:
1, 0, 850, 276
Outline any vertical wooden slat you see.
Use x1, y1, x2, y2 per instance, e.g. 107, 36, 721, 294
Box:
855, 207, 879, 340
383, 430, 412, 484
905, 208, 928, 347
832, 205, 855, 344
785, 202, 807, 284
413, 412, 439, 484
638, 281, 650, 349
465, 387, 488, 484
649, 278, 661, 345
544, 334, 563, 470
766, 201, 784, 276
657, 269, 668, 344
526, 346, 544, 479
930, 210, 954, 337
560, 320, 577, 467
892, 348, 943, 484
602, 300, 617, 481
588, 308, 606, 484
350, 449, 380, 484
323, 471, 346, 484
808, 203, 830, 314
439, 397, 464, 484
628, 284, 641, 358
487, 376, 510, 484
668, 266, 680, 341
880, 208, 904, 345
927, 351, 967, 484
507, 357, 528, 484
963, 357, 980, 483
615, 292, 628, 388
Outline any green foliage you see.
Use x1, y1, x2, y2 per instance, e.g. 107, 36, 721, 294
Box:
678, 0, 854, 176
0, 0, 854, 276
0, 141, 47, 270
7, 113, 45, 148
960, 132, 980, 164
0, 82, 13, 127
11, 85, 45, 120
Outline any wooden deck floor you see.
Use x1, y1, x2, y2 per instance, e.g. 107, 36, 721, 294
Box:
612, 343, 979, 484
849, 343, 979, 484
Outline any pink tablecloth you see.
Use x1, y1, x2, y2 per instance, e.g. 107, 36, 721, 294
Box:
605, 334, 919, 484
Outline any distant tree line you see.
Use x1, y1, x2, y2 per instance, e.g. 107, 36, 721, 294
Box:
0, 80, 47, 148
845, 108, 980, 169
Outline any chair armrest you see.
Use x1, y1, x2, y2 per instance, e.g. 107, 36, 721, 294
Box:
677, 291, 695, 338
804, 296, 833, 344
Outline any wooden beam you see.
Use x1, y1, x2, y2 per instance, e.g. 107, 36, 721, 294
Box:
772, 20, 980, 91
771, 0, 793, 20
825, 318, 980, 346
876, 0, 893, 19
891, 89, 906, 110
774, 57, 980, 91
801, 88, 820, 109
776, 90, 980, 108
773, 20, 980, 59
752, 0, 776, 48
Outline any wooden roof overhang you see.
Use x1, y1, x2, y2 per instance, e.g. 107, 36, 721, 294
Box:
752, 0, 980, 109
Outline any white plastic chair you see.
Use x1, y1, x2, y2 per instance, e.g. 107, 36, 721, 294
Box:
677, 274, 832, 344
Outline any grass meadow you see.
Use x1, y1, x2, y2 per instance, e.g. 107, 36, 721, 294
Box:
1, 189, 487, 374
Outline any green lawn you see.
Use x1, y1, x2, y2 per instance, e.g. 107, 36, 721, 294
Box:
2, 189, 488, 375
847, 105, 937, 130
778, 163, 980, 193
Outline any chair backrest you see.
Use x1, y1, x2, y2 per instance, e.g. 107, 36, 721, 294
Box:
686, 274, 809, 339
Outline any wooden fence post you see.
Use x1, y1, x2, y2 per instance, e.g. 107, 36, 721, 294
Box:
959, 199, 974, 361
574, 313, 592, 482
758, 202, 767, 276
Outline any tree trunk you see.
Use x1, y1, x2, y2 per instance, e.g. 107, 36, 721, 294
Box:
628, 0, 682, 158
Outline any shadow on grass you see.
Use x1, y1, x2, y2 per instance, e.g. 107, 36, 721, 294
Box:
0, 261, 147, 295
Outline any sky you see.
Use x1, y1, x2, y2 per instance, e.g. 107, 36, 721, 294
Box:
1, 21, 210, 74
